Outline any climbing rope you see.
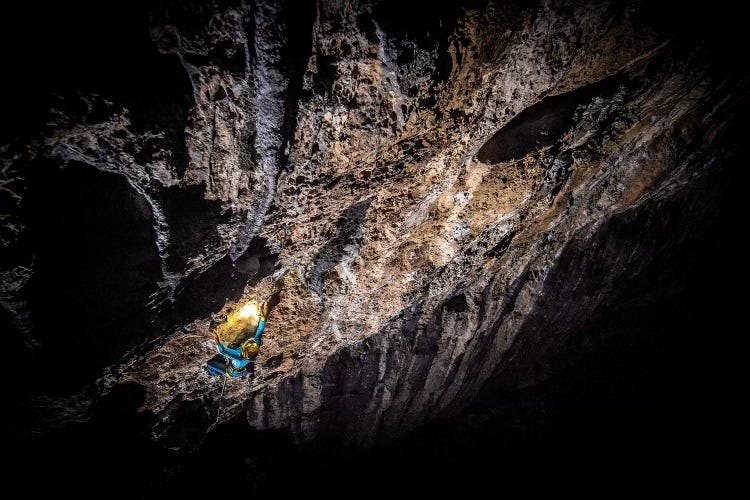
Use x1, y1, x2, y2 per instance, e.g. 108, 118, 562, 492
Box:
215, 375, 227, 423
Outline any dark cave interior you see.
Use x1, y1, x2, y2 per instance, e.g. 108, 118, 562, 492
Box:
28, 162, 740, 496
2, 0, 745, 497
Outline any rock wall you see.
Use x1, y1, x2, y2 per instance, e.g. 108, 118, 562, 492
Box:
3, 0, 744, 452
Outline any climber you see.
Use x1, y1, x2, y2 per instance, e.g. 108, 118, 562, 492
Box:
205, 286, 281, 378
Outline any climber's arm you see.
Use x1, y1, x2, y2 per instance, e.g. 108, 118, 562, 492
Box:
216, 342, 245, 363
254, 318, 266, 345
254, 289, 280, 345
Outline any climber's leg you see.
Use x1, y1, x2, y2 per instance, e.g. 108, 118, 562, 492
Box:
205, 354, 228, 377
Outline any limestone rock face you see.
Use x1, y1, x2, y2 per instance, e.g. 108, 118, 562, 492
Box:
4, 0, 744, 452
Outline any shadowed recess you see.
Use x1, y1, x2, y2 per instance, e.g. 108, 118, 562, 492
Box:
26, 161, 162, 394
160, 183, 235, 272
309, 198, 373, 296
278, 0, 318, 171
477, 75, 623, 164
1, 1, 193, 173
166, 236, 278, 323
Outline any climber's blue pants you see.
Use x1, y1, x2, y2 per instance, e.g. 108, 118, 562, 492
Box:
205, 355, 252, 377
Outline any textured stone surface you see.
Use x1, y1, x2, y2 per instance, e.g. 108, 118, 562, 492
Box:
3, 0, 744, 457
